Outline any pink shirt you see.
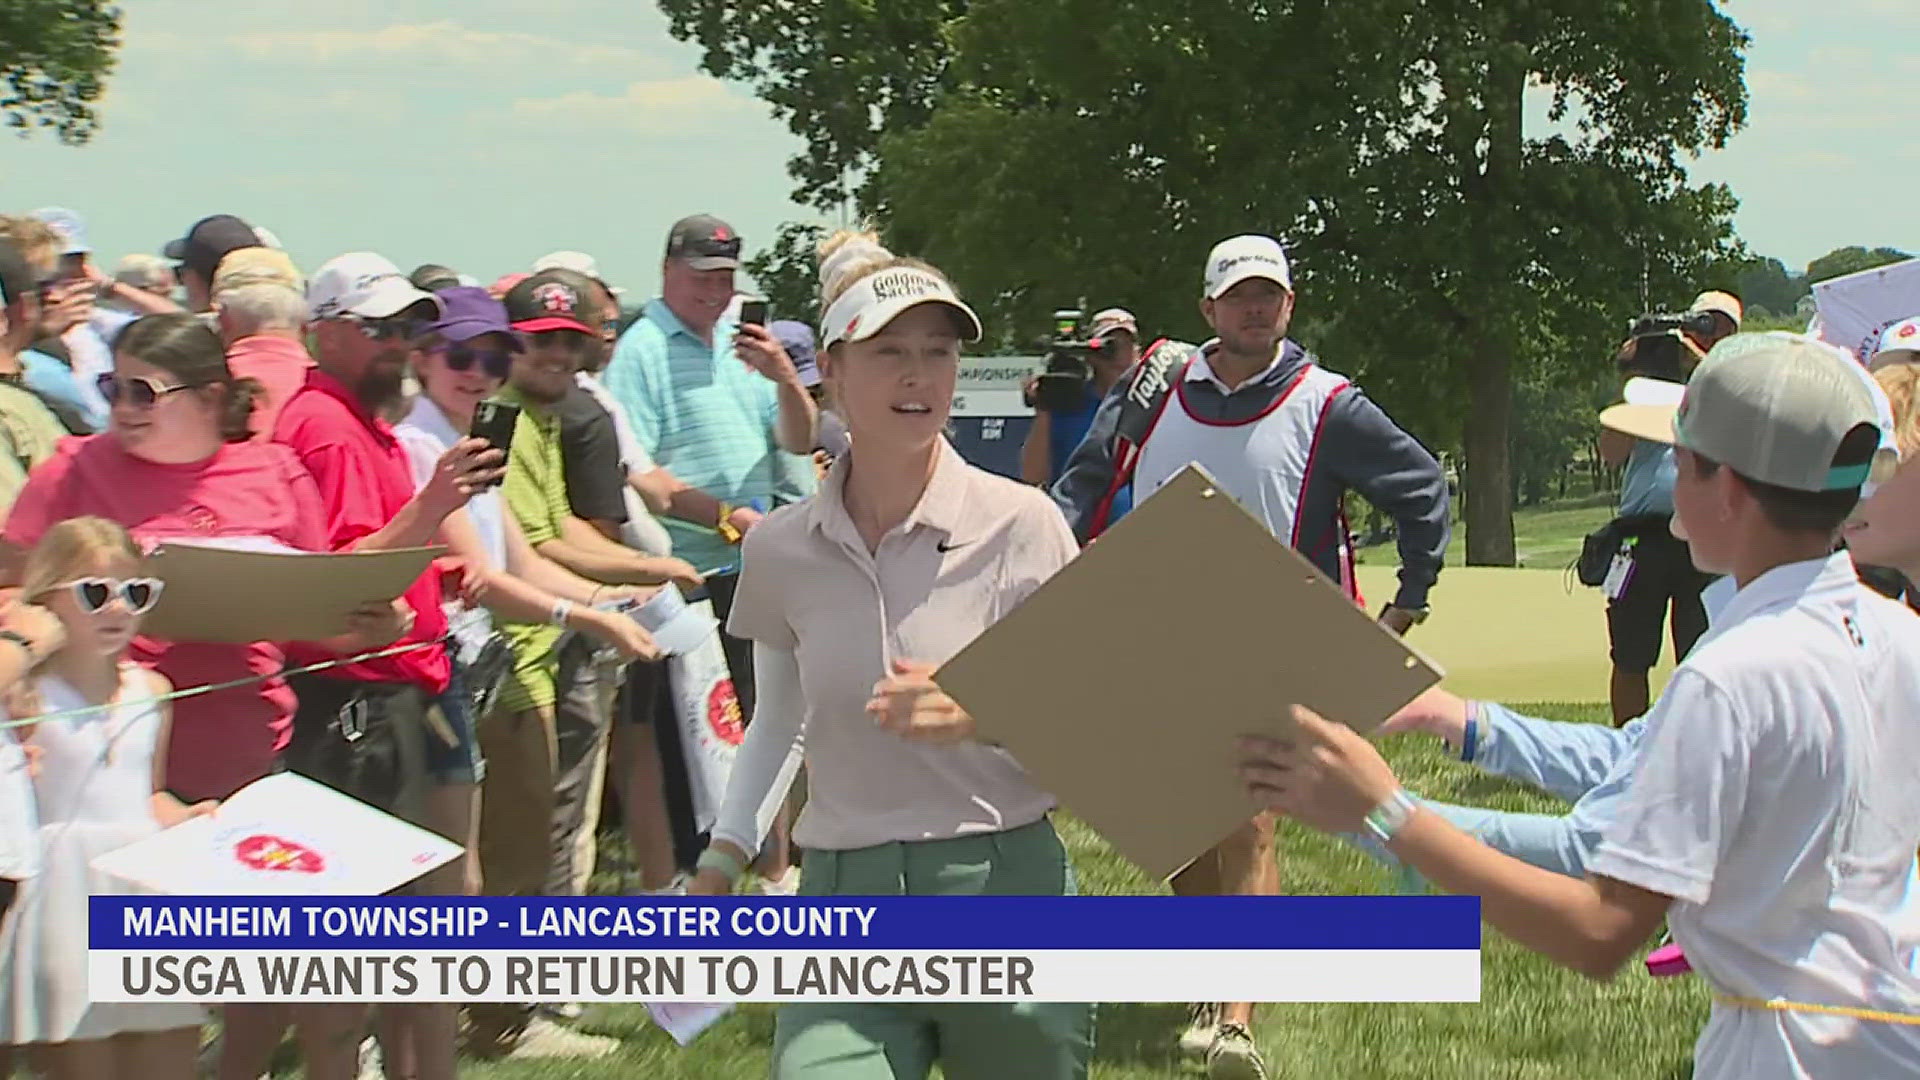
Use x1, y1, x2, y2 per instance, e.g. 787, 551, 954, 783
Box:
273, 370, 451, 694
226, 334, 314, 443
727, 440, 1076, 849
3, 436, 329, 801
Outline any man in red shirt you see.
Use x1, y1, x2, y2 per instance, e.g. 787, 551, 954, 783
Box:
226, 252, 501, 1080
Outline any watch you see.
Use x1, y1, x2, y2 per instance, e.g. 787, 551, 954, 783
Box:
715, 503, 744, 546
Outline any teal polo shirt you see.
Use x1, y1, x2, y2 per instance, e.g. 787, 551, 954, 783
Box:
603, 298, 817, 573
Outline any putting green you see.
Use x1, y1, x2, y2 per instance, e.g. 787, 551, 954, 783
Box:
1356, 565, 1674, 704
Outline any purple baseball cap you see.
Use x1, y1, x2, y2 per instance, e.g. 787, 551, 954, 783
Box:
771, 319, 820, 388
428, 286, 523, 349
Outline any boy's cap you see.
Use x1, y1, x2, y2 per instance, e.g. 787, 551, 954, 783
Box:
1869, 315, 1920, 370
1600, 332, 1890, 492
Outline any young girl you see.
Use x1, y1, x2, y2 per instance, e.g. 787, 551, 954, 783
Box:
1, 517, 213, 1080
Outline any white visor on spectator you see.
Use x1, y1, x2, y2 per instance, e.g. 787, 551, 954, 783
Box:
820, 266, 983, 349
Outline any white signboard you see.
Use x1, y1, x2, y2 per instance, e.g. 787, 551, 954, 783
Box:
92, 773, 460, 896
1811, 257, 1920, 363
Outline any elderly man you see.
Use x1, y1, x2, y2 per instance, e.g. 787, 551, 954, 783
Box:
208, 247, 313, 439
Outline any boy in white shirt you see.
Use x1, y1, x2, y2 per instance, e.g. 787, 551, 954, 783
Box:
1242, 332, 1920, 1079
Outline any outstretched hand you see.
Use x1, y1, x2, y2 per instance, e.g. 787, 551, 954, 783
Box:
1239, 705, 1401, 834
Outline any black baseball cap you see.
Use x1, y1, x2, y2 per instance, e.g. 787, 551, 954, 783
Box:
664, 214, 742, 271
0, 241, 36, 307
410, 263, 462, 293
503, 269, 597, 336
163, 215, 263, 282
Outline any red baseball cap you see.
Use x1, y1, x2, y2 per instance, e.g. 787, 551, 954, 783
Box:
503, 270, 596, 335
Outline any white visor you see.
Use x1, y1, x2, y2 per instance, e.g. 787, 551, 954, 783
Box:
820, 266, 983, 349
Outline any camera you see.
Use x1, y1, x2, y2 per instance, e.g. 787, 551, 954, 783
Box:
1617, 310, 1718, 383
1032, 309, 1126, 413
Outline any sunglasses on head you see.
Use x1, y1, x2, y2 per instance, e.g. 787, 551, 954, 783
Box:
437, 342, 513, 380
335, 315, 422, 342
97, 373, 195, 408
62, 577, 164, 615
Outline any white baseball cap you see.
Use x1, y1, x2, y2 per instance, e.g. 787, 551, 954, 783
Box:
1089, 307, 1139, 338
307, 253, 442, 322
1868, 315, 1920, 370
1689, 290, 1743, 329
1203, 235, 1292, 299
820, 265, 982, 349
533, 250, 624, 296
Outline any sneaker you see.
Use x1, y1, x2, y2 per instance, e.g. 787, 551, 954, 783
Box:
1206, 1023, 1269, 1080
1178, 1002, 1219, 1058
641, 874, 689, 897
356, 1037, 384, 1080
538, 1001, 588, 1023
507, 1017, 620, 1060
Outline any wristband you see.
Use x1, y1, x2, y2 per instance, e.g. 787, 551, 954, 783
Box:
1361, 788, 1419, 845
549, 598, 575, 627
1460, 701, 1480, 763
696, 846, 747, 883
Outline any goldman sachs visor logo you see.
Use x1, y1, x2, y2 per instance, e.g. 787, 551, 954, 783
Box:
867, 270, 947, 303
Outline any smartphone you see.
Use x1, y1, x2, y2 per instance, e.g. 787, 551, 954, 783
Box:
738, 298, 768, 328
468, 400, 521, 487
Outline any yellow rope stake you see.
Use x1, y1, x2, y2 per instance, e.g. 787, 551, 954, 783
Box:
1716, 994, 1920, 1027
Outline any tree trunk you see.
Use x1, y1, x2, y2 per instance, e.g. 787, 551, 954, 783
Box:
1462, 340, 1517, 564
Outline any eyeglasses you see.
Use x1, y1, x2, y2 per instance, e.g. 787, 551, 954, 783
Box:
61, 577, 164, 616
334, 315, 422, 342
97, 373, 195, 408
437, 342, 513, 380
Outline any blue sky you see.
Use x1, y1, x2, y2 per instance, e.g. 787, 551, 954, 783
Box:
4, 0, 1914, 299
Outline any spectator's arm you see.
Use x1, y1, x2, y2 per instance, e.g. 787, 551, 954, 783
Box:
1322, 389, 1450, 609
1047, 388, 1126, 544
1472, 702, 1646, 803
295, 440, 447, 553
1021, 409, 1053, 486
772, 376, 819, 457
534, 515, 689, 585
500, 510, 631, 604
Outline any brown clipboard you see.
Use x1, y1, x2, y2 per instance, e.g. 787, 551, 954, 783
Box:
141, 541, 443, 645
936, 464, 1443, 881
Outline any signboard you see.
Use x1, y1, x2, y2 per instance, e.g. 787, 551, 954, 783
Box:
947, 356, 1043, 480
1810, 257, 1920, 363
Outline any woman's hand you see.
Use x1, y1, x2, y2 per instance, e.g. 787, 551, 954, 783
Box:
152, 793, 220, 828
583, 608, 661, 664
1239, 705, 1402, 835
867, 659, 976, 744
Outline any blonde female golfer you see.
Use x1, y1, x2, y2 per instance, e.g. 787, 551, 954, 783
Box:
688, 233, 1093, 1079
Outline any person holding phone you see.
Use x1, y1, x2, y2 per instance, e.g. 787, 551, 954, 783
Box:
688, 232, 1093, 1078
602, 214, 817, 890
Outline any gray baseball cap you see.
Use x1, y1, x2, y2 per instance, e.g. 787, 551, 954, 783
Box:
1600, 332, 1890, 493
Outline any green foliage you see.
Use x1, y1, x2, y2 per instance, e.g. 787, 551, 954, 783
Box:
662, 0, 1751, 567
0, 0, 121, 144
743, 221, 828, 326
1805, 245, 1913, 286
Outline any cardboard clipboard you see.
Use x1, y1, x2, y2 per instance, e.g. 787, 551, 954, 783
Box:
935, 465, 1443, 881
141, 541, 442, 644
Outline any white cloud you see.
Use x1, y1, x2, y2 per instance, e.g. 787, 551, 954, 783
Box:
229, 22, 649, 67
506, 78, 760, 134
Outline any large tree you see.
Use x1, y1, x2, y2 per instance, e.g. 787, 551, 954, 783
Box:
663, 0, 1748, 565
1805, 245, 1912, 286
0, 0, 121, 144
743, 221, 829, 326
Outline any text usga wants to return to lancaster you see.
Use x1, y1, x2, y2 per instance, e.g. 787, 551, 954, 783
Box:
122, 903, 880, 940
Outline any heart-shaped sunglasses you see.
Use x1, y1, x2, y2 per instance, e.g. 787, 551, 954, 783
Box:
60, 576, 164, 615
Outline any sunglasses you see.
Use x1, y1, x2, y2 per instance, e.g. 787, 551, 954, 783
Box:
437, 342, 513, 380
334, 315, 422, 342
97, 373, 195, 408
62, 577, 164, 615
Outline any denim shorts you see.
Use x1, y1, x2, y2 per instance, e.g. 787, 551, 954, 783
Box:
423, 663, 485, 786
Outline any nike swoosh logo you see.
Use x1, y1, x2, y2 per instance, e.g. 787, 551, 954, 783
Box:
937, 541, 967, 553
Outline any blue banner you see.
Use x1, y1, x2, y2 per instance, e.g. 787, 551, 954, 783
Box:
92, 896, 1479, 951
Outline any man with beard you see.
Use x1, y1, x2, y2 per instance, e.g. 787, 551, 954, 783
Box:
1051, 235, 1451, 1080
463, 270, 700, 1061
245, 252, 503, 1080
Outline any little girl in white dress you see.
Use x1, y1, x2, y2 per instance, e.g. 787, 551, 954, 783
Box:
0, 517, 214, 1080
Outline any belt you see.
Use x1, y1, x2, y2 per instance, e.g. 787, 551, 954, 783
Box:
1714, 992, 1920, 1026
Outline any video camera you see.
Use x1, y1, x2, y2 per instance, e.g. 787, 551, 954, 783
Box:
1617, 310, 1719, 383
1032, 309, 1128, 413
